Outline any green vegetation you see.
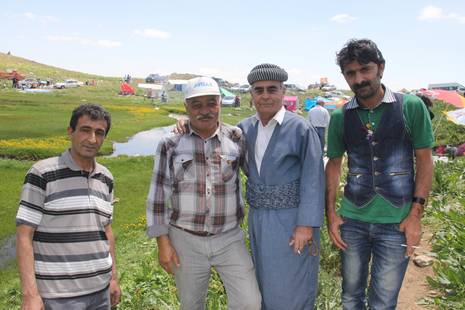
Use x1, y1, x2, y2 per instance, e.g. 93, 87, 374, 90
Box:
0, 160, 33, 241
425, 159, 465, 309
431, 101, 465, 146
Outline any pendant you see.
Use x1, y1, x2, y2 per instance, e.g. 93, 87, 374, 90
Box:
366, 129, 374, 140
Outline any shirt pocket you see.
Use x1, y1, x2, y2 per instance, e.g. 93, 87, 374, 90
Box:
220, 154, 238, 182
173, 154, 195, 182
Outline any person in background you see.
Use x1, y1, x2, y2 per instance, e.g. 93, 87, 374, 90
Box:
308, 98, 331, 153
416, 93, 435, 120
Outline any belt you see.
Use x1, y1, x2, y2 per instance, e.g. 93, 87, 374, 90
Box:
171, 225, 215, 237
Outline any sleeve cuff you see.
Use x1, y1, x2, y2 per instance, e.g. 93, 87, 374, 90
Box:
146, 224, 169, 238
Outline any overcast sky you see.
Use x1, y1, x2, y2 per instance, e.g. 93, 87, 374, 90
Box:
2, 0, 464, 90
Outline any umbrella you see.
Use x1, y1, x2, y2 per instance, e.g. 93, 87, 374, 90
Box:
446, 107, 465, 126
418, 89, 465, 108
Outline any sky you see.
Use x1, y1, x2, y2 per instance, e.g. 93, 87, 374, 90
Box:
2, 0, 465, 90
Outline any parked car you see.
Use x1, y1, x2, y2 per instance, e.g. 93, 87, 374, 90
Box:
222, 95, 236, 106
146, 74, 163, 83
17, 78, 39, 89
222, 95, 240, 107
54, 79, 81, 89
320, 84, 337, 91
238, 85, 250, 93
284, 83, 305, 92
230, 84, 241, 92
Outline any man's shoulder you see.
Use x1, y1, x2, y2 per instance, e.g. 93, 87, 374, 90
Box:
30, 155, 63, 175
157, 133, 183, 151
285, 110, 308, 123
238, 115, 256, 127
95, 162, 114, 180
220, 123, 243, 142
330, 107, 344, 120
401, 93, 424, 107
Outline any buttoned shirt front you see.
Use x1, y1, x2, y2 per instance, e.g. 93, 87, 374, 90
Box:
253, 106, 286, 174
146, 123, 245, 237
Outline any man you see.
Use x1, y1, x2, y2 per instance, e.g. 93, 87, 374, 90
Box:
325, 39, 434, 309
239, 64, 325, 309
146, 77, 261, 310
308, 99, 331, 152
16, 104, 121, 309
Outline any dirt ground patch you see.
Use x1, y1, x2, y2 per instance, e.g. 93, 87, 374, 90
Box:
397, 231, 437, 309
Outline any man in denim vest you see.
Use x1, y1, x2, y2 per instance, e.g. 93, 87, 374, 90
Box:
325, 39, 434, 309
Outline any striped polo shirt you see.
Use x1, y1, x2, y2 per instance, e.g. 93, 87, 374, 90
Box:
16, 150, 114, 298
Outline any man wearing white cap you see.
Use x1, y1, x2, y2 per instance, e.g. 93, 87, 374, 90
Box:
146, 77, 261, 310
239, 63, 325, 309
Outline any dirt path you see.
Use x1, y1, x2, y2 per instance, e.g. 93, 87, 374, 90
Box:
397, 230, 436, 309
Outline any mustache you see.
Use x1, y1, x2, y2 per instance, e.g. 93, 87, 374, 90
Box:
196, 114, 214, 120
353, 81, 371, 90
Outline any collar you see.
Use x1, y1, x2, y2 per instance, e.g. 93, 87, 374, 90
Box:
346, 85, 396, 110
61, 149, 101, 174
187, 123, 222, 142
253, 106, 286, 126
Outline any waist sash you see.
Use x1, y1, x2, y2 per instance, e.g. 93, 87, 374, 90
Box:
246, 180, 300, 209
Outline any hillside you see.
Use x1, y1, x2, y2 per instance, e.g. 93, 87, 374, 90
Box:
0, 52, 116, 82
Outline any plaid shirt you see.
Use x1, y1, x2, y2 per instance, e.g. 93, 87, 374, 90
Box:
146, 123, 246, 237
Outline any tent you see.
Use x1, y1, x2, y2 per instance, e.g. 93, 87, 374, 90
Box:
120, 83, 135, 95
446, 107, 465, 126
304, 96, 332, 111
283, 96, 299, 112
418, 89, 465, 108
220, 87, 235, 97
168, 79, 188, 92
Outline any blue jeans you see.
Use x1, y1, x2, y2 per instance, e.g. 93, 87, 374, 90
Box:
340, 217, 409, 310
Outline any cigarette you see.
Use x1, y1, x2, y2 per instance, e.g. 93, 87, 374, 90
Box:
297, 250, 301, 255
401, 244, 420, 249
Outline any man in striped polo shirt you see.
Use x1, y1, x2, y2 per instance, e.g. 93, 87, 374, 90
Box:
16, 104, 121, 309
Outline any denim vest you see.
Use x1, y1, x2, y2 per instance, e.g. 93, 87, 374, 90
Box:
343, 93, 414, 208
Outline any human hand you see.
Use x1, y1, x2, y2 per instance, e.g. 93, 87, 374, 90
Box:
173, 119, 188, 134
21, 294, 44, 310
289, 226, 313, 254
399, 210, 422, 257
157, 237, 180, 274
109, 278, 121, 307
326, 211, 347, 250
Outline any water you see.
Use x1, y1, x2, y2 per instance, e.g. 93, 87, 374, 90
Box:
111, 125, 175, 157
111, 113, 187, 157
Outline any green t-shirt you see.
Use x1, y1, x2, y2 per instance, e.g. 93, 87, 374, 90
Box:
327, 93, 434, 223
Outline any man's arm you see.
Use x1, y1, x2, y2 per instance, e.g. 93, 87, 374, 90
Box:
156, 235, 180, 274
104, 225, 121, 307
16, 224, 44, 310
325, 157, 347, 250
291, 125, 325, 254
399, 148, 433, 256
146, 140, 180, 273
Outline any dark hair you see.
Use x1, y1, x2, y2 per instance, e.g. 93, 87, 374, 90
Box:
416, 94, 433, 108
69, 104, 111, 135
336, 39, 385, 71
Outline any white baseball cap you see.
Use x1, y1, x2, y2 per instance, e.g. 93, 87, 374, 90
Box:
184, 77, 220, 100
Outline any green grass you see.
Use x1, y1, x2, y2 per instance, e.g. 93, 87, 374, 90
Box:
424, 158, 465, 309
0, 160, 33, 241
